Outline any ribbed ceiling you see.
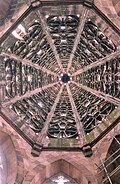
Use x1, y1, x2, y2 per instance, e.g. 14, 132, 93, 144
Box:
0, 1, 120, 149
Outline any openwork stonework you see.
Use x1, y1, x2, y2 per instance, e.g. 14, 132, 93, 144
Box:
43, 172, 77, 184
0, 0, 120, 155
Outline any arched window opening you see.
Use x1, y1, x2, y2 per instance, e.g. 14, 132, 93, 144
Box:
0, 131, 17, 184
0, 145, 7, 184
105, 135, 120, 174
97, 135, 120, 184
43, 172, 78, 184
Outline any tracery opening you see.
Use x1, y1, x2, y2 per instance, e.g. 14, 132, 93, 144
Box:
43, 172, 78, 184
61, 74, 70, 83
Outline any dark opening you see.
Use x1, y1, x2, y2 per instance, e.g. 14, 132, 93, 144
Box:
61, 74, 70, 83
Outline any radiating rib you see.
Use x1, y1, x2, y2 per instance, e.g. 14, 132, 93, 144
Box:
66, 84, 87, 146
67, 8, 89, 72
2, 52, 58, 76
72, 50, 120, 76
2, 82, 58, 107
72, 81, 120, 107
36, 85, 64, 144
37, 11, 64, 73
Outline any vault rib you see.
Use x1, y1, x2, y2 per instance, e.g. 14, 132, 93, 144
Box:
67, 8, 89, 73
37, 11, 64, 73
2, 82, 59, 107
66, 84, 87, 146
72, 81, 120, 107
72, 50, 120, 76
36, 85, 64, 144
2, 52, 58, 76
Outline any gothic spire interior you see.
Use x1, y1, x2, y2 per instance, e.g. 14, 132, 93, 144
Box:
0, 0, 120, 183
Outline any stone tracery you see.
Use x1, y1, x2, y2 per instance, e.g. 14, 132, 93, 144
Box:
43, 172, 78, 184
0, 1, 120, 147
71, 19, 117, 72
76, 57, 120, 99
47, 15, 80, 68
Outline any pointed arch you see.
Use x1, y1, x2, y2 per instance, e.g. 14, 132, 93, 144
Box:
22, 159, 97, 184
0, 117, 25, 184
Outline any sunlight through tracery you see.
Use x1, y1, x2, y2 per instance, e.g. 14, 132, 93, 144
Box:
53, 176, 69, 184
